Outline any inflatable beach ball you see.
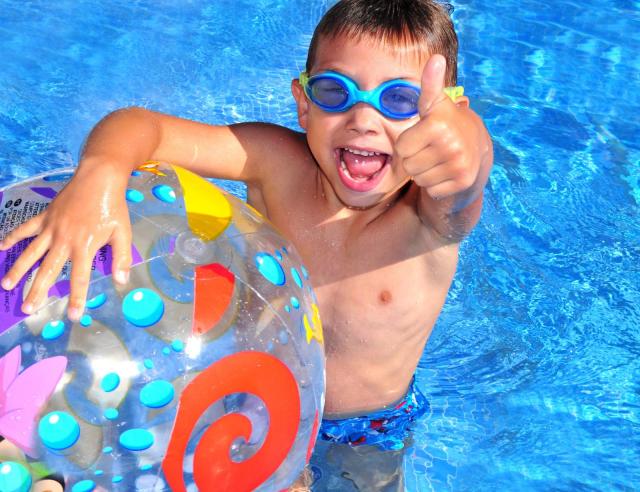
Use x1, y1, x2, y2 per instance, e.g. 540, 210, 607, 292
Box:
0, 162, 325, 491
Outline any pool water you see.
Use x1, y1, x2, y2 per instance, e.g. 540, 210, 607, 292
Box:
1, 0, 639, 490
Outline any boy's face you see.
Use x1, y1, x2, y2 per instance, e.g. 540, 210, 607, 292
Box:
292, 33, 425, 209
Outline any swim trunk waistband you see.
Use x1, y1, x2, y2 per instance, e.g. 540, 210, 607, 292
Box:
318, 377, 429, 451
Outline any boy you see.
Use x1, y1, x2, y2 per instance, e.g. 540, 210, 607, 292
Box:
1, 0, 492, 489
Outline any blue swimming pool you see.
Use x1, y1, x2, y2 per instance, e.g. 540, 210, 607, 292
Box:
1, 0, 639, 490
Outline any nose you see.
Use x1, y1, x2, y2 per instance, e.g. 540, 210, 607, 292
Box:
345, 102, 381, 136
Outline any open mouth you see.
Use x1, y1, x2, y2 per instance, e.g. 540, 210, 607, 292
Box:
336, 147, 390, 192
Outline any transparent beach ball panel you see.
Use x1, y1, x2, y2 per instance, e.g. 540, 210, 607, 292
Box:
0, 163, 325, 492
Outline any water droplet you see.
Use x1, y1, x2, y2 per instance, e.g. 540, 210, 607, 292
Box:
71, 479, 95, 492
290, 267, 303, 288
152, 184, 176, 203
101, 372, 120, 392
42, 320, 65, 340
80, 314, 92, 327
112, 476, 123, 483
275, 250, 283, 261
119, 428, 154, 451
285, 305, 291, 313
140, 380, 174, 408
122, 288, 164, 327
291, 297, 300, 309
0, 461, 31, 492
140, 464, 153, 471
301, 265, 309, 279
131, 170, 142, 177
104, 408, 119, 420
94, 470, 103, 476
255, 252, 285, 285
125, 189, 144, 203
282, 246, 289, 255
38, 411, 80, 450
86, 293, 107, 309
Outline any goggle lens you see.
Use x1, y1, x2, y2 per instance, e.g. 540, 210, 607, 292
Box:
380, 85, 420, 117
309, 77, 349, 109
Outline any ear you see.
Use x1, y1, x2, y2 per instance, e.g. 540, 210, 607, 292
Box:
455, 95, 470, 108
291, 78, 309, 130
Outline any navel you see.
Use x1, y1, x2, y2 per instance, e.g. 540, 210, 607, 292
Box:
379, 289, 393, 305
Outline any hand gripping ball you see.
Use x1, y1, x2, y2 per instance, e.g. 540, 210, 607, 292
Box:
0, 163, 325, 492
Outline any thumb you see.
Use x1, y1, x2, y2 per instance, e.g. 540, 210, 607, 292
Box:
418, 54, 448, 117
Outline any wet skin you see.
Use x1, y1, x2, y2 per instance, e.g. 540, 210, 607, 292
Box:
0, 34, 492, 417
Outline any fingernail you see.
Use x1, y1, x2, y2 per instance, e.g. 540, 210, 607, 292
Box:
22, 303, 34, 315
68, 307, 82, 321
1, 278, 12, 290
114, 270, 129, 284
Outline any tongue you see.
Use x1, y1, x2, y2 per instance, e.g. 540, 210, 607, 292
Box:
342, 150, 386, 178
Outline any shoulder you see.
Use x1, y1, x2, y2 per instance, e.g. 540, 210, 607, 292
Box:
233, 123, 315, 186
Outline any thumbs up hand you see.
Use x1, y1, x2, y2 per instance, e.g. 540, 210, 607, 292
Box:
394, 54, 489, 203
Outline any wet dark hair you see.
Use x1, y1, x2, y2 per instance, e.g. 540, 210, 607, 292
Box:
306, 0, 458, 85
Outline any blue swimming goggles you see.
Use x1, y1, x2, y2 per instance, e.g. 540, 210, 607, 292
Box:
299, 71, 464, 120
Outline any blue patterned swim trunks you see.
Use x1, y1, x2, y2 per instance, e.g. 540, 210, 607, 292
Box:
318, 378, 429, 451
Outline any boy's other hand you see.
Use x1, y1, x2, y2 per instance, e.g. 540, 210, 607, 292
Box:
394, 54, 488, 202
0, 163, 132, 322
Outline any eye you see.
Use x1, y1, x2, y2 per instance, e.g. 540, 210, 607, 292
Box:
381, 86, 420, 115
310, 78, 349, 107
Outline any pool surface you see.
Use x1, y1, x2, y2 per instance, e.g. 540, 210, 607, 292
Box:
1, 0, 639, 490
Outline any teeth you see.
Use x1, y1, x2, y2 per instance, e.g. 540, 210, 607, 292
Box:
344, 147, 380, 157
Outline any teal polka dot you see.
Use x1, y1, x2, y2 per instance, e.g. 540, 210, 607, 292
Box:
119, 428, 154, 451
125, 189, 144, 203
42, 320, 65, 340
104, 408, 119, 420
122, 288, 164, 327
291, 297, 300, 309
38, 411, 80, 450
80, 314, 92, 327
101, 372, 120, 392
112, 476, 123, 483
94, 470, 103, 476
152, 184, 176, 203
144, 358, 154, 369
171, 339, 184, 352
255, 252, 285, 285
86, 293, 106, 309
102, 446, 113, 454
291, 267, 303, 288
140, 380, 174, 408
0, 461, 31, 492
71, 480, 95, 492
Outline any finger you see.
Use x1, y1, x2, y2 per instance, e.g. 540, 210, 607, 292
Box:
67, 251, 94, 321
0, 437, 26, 461
0, 214, 46, 250
21, 246, 69, 314
418, 54, 448, 117
33, 478, 65, 492
394, 117, 447, 161
1, 234, 51, 292
110, 224, 132, 285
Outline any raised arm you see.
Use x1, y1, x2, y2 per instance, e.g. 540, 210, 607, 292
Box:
394, 55, 493, 242
0, 108, 281, 320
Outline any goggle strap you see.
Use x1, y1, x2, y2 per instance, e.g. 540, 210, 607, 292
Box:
298, 72, 465, 106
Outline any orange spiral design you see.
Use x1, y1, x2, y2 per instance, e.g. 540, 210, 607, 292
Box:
162, 351, 301, 491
